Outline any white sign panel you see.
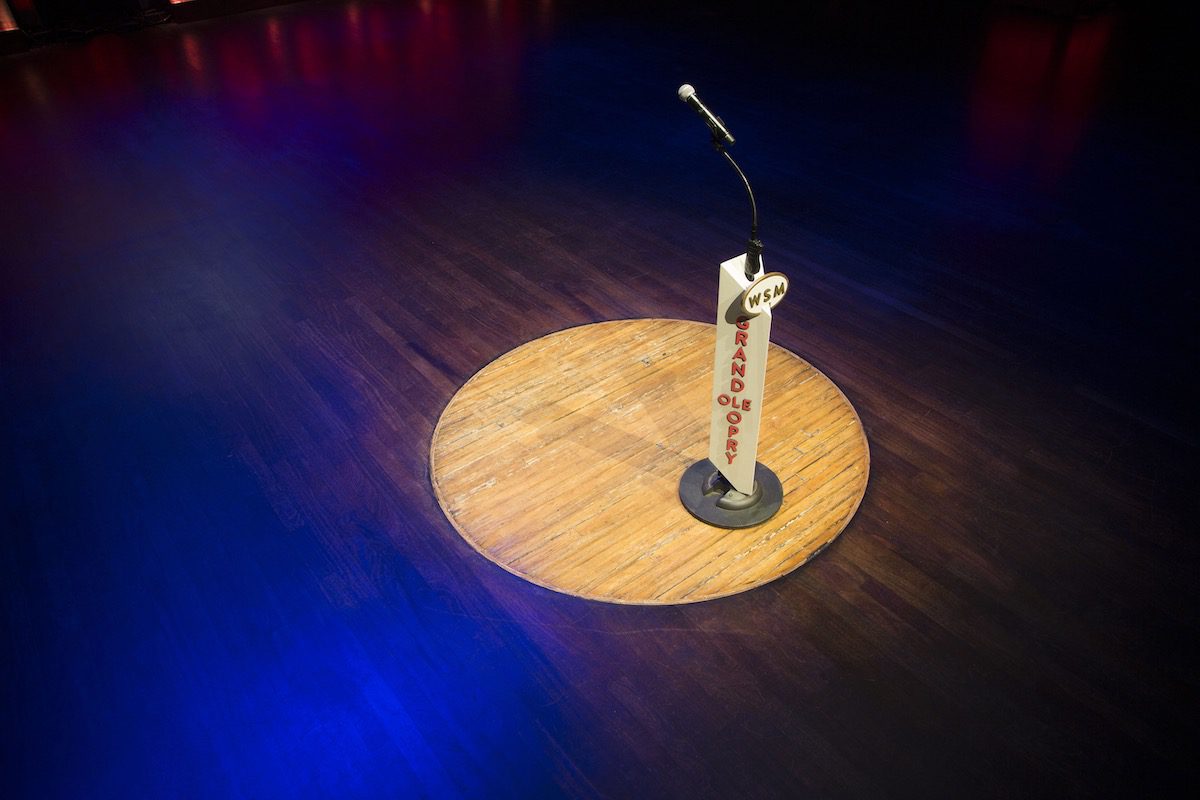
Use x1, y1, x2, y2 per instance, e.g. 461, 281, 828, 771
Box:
707, 254, 772, 495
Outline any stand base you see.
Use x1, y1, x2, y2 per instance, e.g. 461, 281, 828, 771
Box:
679, 459, 783, 528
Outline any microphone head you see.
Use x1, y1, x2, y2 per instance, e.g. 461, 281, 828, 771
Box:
677, 84, 696, 102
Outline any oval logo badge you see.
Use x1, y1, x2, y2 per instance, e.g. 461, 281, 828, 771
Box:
741, 272, 788, 315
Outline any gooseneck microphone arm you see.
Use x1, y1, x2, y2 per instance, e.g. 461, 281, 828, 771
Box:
678, 84, 763, 280
718, 147, 762, 280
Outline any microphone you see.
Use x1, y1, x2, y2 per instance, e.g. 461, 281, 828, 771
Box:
678, 84, 735, 146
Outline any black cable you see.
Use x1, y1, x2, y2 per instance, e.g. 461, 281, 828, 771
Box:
716, 142, 763, 280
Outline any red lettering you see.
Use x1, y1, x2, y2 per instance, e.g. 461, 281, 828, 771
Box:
736, 318, 750, 329
742, 399, 752, 412
717, 394, 730, 406
732, 347, 746, 362
734, 331, 748, 346
730, 377, 744, 393
726, 410, 742, 425
727, 425, 739, 438
726, 452, 737, 464
726, 439, 738, 452
731, 362, 745, 378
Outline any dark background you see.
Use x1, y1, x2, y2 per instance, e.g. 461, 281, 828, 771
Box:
2, 0, 1196, 796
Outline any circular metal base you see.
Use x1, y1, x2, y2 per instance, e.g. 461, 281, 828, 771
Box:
679, 459, 784, 529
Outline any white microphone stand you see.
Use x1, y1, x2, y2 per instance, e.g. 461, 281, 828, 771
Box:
677, 94, 789, 528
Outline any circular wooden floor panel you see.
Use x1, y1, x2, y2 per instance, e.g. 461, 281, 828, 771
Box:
430, 319, 868, 604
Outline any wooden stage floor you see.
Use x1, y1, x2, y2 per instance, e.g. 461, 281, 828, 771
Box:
431, 319, 869, 604
1, 1, 1196, 796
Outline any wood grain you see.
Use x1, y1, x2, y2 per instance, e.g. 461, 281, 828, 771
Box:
431, 319, 869, 603
2, 1, 1196, 796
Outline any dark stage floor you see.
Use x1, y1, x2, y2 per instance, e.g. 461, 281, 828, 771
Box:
1, 0, 1196, 796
